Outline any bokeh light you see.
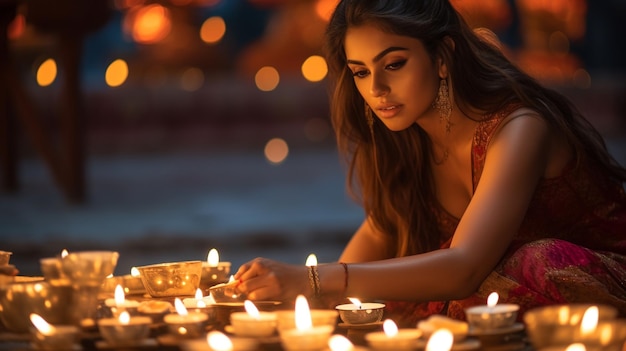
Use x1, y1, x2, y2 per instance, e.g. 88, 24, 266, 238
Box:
315, 0, 339, 22
200, 16, 226, 44
255, 66, 280, 92
301, 55, 328, 82
264, 138, 289, 165
105, 59, 129, 87
180, 67, 205, 92
130, 4, 172, 44
36, 59, 57, 87
8, 14, 25, 39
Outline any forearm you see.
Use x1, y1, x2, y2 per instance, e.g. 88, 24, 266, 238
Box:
318, 248, 478, 302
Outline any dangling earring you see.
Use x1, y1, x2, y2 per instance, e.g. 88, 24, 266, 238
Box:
433, 78, 452, 135
364, 103, 374, 129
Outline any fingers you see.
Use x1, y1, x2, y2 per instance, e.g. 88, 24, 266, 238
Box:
234, 257, 265, 280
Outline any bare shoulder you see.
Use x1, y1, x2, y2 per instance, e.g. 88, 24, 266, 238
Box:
491, 106, 572, 178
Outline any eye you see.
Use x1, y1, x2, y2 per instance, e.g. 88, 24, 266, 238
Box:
351, 69, 369, 79
386, 59, 407, 71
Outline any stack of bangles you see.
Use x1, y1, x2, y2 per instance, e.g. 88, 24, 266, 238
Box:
307, 262, 349, 297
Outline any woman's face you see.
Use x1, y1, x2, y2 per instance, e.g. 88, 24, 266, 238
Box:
344, 24, 442, 131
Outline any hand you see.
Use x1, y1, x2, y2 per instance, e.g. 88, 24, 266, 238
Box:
234, 257, 309, 302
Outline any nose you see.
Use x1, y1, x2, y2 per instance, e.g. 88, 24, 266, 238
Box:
369, 73, 389, 97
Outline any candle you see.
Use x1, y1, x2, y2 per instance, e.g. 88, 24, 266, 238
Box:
203, 330, 260, 351
200, 248, 232, 292
336, 298, 385, 325
104, 284, 140, 317
279, 295, 334, 351
464, 292, 519, 330
208, 275, 245, 303
30, 313, 79, 351
98, 311, 152, 347
183, 288, 216, 309
164, 298, 208, 338
328, 334, 355, 351
40, 252, 70, 287
365, 319, 422, 350
425, 328, 454, 351
230, 300, 277, 337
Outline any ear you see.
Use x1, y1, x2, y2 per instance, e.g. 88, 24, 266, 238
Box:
437, 36, 455, 79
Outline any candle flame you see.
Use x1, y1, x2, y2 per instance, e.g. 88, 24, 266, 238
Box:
580, 306, 599, 336
174, 298, 189, 316
30, 313, 56, 336
328, 334, 354, 351
194, 289, 206, 308
114, 284, 125, 306
244, 300, 261, 320
382, 319, 398, 337
566, 343, 587, 351
487, 292, 499, 307
558, 306, 570, 325
106, 274, 114, 279
227, 275, 235, 283
295, 295, 313, 330
425, 328, 454, 351
207, 248, 219, 267
61, 249, 68, 258
130, 267, 140, 277
305, 253, 318, 266
207, 331, 233, 351
347, 297, 362, 309
118, 311, 131, 325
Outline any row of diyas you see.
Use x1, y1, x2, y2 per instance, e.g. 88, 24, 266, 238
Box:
3, 248, 626, 350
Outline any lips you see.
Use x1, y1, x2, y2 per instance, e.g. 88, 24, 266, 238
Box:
375, 104, 402, 119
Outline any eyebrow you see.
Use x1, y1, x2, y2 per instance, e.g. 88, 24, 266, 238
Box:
346, 46, 409, 65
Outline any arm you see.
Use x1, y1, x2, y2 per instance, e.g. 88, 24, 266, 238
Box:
321, 112, 550, 301
339, 218, 394, 263
237, 112, 552, 302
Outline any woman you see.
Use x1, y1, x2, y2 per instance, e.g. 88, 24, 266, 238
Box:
235, 0, 626, 326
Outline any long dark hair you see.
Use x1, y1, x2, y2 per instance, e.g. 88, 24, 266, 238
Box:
324, 0, 626, 257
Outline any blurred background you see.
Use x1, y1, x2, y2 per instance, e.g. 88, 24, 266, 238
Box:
1, 0, 625, 276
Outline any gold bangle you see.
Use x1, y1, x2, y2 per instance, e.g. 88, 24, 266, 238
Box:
307, 265, 320, 297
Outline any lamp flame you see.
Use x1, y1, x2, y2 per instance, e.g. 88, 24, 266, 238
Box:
487, 292, 499, 307
207, 331, 233, 351
580, 306, 599, 336
118, 311, 130, 325
61, 249, 69, 258
305, 254, 318, 266
382, 319, 398, 337
566, 343, 586, 351
114, 284, 125, 306
425, 328, 453, 351
244, 300, 261, 320
295, 295, 313, 330
207, 248, 219, 267
348, 297, 362, 309
30, 313, 56, 336
174, 298, 189, 316
328, 334, 354, 351
195, 289, 206, 308
130, 267, 140, 277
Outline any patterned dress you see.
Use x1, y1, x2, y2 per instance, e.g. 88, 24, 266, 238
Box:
385, 107, 626, 327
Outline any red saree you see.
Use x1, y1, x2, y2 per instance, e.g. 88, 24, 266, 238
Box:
385, 108, 626, 327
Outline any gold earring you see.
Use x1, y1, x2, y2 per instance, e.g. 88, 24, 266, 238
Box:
365, 103, 374, 128
433, 78, 452, 134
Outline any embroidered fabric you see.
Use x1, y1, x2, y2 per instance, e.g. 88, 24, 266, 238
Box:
384, 106, 626, 327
